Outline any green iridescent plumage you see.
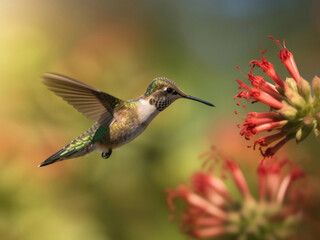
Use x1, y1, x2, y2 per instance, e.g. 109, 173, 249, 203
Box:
93, 126, 109, 142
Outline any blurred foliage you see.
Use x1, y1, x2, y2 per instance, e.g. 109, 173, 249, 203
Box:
1, 0, 320, 239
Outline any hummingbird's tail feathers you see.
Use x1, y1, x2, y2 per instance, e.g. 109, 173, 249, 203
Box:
39, 125, 99, 167
39, 141, 96, 167
38, 146, 76, 167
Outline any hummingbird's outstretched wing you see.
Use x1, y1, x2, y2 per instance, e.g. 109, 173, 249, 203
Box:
42, 73, 123, 125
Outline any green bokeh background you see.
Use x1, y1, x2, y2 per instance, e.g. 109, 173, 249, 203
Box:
1, 0, 320, 239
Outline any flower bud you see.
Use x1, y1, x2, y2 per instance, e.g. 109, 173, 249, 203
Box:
303, 116, 314, 125
296, 116, 316, 143
312, 76, 320, 100
285, 78, 298, 93
297, 77, 311, 103
296, 125, 313, 143
278, 105, 297, 120
284, 88, 306, 109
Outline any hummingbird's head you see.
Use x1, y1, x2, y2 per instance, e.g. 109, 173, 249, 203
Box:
144, 77, 214, 111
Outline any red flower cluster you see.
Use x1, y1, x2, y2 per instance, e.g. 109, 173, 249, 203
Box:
166, 150, 304, 239
235, 36, 320, 157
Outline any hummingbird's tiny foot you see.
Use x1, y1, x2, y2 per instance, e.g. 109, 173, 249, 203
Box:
101, 149, 112, 159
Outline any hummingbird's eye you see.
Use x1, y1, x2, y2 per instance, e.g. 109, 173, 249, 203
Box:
166, 87, 173, 93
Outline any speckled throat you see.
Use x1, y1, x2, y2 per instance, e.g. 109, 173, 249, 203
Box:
153, 96, 173, 111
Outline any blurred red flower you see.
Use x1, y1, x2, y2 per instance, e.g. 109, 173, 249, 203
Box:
167, 149, 304, 239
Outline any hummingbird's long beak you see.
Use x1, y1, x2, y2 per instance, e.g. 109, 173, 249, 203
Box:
183, 95, 215, 107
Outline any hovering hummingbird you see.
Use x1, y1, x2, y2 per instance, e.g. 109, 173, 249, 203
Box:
39, 73, 214, 167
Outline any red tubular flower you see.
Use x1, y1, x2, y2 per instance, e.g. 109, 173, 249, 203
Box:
192, 173, 232, 203
238, 111, 287, 141
248, 70, 283, 100
235, 36, 320, 157
257, 164, 267, 201
276, 166, 305, 204
237, 65, 283, 100
167, 151, 304, 239
253, 131, 286, 149
249, 48, 288, 91
269, 36, 301, 83
235, 80, 285, 109
224, 159, 253, 201
167, 185, 227, 220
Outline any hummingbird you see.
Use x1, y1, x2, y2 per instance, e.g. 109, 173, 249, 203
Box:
39, 73, 214, 167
